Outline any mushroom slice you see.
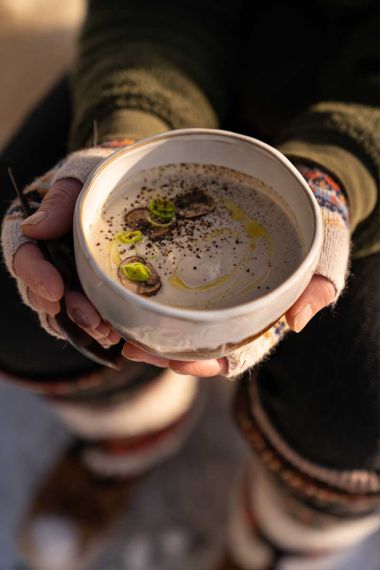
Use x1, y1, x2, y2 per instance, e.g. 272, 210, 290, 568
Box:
175, 188, 215, 218
118, 255, 162, 296
124, 208, 151, 230
124, 208, 173, 241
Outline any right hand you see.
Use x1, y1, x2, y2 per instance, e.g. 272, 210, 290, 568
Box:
14, 177, 121, 347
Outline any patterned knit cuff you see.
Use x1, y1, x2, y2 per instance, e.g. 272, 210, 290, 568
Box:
50, 146, 116, 186
298, 165, 350, 298
50, 139, 136, 186
1, 170, 53, 277
225, 318, 289, 379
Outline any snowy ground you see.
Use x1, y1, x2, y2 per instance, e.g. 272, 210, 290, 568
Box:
0, 378, 379, 570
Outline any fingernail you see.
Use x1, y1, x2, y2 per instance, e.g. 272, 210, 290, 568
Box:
294, 304, 314, 333
125, 355, 142, 362
21, 210, 48, 226
72, 308, 91, 328
122, 350, 141, 362
217, 358, 229, 375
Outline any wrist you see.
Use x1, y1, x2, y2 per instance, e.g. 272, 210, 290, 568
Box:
296, 163, 350, 298
296, 163, 349, 227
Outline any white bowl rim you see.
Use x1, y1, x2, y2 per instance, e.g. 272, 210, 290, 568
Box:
75, 128, 323, 323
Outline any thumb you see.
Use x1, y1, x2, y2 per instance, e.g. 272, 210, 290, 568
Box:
21, 178, 83, 239
286, 275, 336, 333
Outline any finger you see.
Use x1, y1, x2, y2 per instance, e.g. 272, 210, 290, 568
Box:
122, 344, 170, 368
80, 326, 112, 346
21, 178, 83, 240
82, 322, 120, 347
286, 275, 336, 333
65, 290, 121, 346
46, 315, 63, 336
13, 242, 64, 301
122, 343, 228, 376
94, 321, 114, 337
169, 358, 228, 377
65, 290, 103, 330
27, 289, 60, 316
106, 329, 122, 345
77, 322, 111, 340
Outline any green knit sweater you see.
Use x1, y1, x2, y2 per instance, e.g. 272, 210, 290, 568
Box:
70, 0, 379, 259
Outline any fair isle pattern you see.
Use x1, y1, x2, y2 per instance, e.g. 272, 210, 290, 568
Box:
226, 317, 289, 379
273, 319, 287, 338
1, 169, 53, 274
231, 458, 380, 570
249, 379, 380, 494
234, 379, 380, 516
225, 459, 380, 570
81, 386, 204, 477
299, 164, 350, 297
300, 167, 349, 226
7, 189, 46, 217
0, 358, 134, 397
100, 137, 136, 149
227, 475, 275, 570
51, 371, 198, 439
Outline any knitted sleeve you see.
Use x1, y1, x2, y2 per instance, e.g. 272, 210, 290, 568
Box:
275, 1, 379, 260
69, 0, 236, 149
277, 103, 379, 259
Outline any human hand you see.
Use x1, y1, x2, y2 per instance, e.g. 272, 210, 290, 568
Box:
122, 165, 350, 378
1, 146, 126, 345
121, 274, 335, 377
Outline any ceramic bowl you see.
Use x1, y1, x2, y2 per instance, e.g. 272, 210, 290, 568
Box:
73, 129, 323, 360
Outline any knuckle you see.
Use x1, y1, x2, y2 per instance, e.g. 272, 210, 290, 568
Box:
47, 315, 63, 336
44, 182, 75, 209
108, 331, 121, 343
45, 302, 59, 317
95, 322, 110, 337
321, 280, 336, 306
83, 327, 103, 339
82, 327, 101, 339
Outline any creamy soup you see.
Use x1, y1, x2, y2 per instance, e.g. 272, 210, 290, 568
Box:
89, 163, 304, 310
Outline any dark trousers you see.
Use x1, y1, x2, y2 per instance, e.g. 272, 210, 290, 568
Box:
1, 79, 379, 476
0, 79, 99, 380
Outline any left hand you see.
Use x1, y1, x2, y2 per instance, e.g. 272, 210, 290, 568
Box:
121, 274, 335, 377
